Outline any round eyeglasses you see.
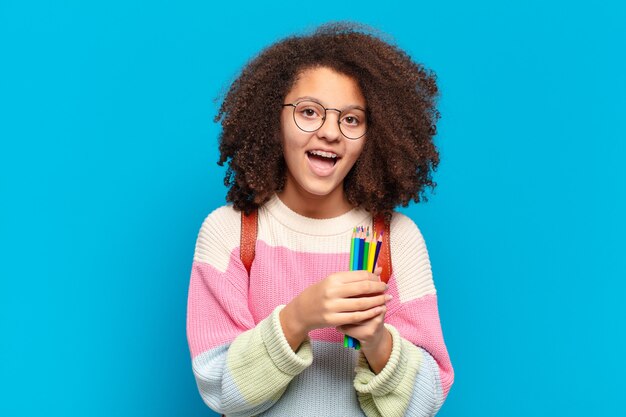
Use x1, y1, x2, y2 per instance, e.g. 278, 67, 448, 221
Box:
282, 100, 368, 140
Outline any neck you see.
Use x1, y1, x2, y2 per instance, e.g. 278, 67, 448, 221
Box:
277, 179, 353, 219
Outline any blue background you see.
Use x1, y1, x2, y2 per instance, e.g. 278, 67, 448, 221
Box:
1, 1, 624, 415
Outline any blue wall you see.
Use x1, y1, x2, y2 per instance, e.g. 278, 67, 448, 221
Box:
1, 1, 624, 415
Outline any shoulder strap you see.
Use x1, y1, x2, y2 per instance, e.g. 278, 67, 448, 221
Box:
240, 209, 258, 275
374, 214, 392, 284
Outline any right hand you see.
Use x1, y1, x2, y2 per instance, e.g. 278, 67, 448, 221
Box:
281, 268, 389, 342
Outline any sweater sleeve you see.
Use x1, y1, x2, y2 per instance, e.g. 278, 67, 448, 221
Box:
353, 213, 454, 417
186, 206, 313, 416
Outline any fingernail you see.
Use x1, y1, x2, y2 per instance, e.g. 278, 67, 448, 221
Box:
385, 294, 393, 301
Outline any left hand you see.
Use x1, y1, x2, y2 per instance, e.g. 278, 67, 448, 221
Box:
337, 307, 393, 374
336, 304, 388, 349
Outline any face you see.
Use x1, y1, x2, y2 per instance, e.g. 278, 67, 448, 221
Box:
279, 66, 366, 214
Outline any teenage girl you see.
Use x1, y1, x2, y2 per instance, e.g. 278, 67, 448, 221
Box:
186, 22, 454, 416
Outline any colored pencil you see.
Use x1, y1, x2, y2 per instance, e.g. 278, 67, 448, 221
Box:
367, 232, 376, 272
349, 228, 355, 270
344, 225, 384, 350
363, 235, 370, 271
374, 232, 384, 265
358, 229, 364, 273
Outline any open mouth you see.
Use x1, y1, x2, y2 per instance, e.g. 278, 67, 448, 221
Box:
306, 150, 339, 169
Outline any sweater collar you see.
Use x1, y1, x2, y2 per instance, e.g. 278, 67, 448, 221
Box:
263, 194, 370, 236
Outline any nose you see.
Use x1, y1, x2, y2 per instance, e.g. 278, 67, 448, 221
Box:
316, 109, 342, 142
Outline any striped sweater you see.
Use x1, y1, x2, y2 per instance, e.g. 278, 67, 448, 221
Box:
186, 195, 454, 416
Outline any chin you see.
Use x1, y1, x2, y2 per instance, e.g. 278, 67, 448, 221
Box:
301, 182, 340, 198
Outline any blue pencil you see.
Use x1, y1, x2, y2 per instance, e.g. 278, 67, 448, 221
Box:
358, 229, 364, 272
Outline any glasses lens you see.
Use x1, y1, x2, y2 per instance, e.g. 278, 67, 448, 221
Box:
293, 101, 325, 132
339, 108, 367, 139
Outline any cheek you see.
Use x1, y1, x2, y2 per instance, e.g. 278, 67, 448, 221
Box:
282, 126, 309, 152
281, 112, 300, 137
280, 133, 305, 167
346, 142, 366, 165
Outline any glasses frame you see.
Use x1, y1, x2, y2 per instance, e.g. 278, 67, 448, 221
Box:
282, 101, 368, 140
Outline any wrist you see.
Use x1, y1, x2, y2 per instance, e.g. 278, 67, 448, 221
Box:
279, 303, 309, 351
361, 327, 393, 374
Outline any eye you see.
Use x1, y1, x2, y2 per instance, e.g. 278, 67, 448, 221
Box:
341, 115, 361, 126
302, 108, 319, 118
296, 102, 324, 120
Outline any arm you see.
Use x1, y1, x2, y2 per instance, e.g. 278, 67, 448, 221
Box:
186, 206, 313, 416
352, 213, 454, 417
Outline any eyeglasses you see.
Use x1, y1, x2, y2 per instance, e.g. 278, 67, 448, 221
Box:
282, 100, 368, 140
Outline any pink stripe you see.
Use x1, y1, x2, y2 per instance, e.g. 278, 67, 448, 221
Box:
386, 293, 454, 398
186, 258, 255, 358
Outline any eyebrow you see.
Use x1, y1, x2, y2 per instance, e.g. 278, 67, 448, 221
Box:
292, 96, 366, 112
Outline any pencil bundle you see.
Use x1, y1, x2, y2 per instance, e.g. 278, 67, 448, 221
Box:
345, 226, 384, 350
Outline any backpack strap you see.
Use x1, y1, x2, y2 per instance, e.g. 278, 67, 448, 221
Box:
373, 214, 392, 284
240, 208, 392, 282
240, 209, 258, 275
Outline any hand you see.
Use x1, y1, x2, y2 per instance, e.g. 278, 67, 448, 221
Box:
336, 308, 393, 374
335, 303, 389, 349
280, 267, 388, 349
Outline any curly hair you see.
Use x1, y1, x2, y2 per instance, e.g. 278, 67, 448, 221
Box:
216, 22, 440, 218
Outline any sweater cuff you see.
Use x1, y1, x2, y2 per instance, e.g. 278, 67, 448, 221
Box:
354, 324, 419, 397
260, 305, 313, 375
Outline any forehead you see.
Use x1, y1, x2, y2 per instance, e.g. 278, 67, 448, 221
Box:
286, 66, 366, 108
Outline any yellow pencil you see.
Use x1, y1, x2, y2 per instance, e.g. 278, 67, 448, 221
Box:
367, 232, 376, 272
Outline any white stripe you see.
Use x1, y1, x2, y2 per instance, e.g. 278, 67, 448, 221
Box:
193, 205, 241, 273
390, 213, 437, 302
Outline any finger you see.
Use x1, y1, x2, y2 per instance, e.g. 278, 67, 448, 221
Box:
373, 266, 382, 276
334, 304, 387, 326
337, 309, 386, 335
335, 293, 392, 312
349, 309, 387, 326
336, 279, 388, 298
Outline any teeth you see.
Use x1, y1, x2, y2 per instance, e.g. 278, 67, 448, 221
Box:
309, 150, 338, 159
